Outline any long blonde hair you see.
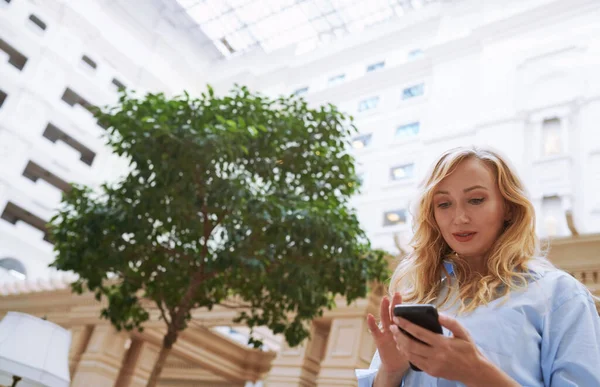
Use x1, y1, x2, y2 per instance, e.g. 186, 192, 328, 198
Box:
390, 146, 550, 313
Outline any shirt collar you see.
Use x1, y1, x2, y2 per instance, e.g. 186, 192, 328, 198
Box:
440, 259, 546, 281
442, 260, 455, 278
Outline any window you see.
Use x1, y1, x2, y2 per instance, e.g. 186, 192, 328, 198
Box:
542, 195, 563, 237
0, 258, 26, 280
293, 86, 309, 96
112, 78, 126, 90
28, 14, 47, 31
402, 83, 425, 99
366, 61, 385, 73
81, 55, 97, 70
61, 87, 96, 116
358, 96, 379, 112
0, 89, 6, 108
396, 122, 420, 138
390, 163, 415, 181
62, 88, 105, 128
42, 123, 97, 166
352, 133, 372, 149
408, 49, 424, 60
328, 73, 345, 86
0, 39, 28, 70
1, 202, 52, 243
62, 88, 91, 108
542, 118, 562, 156
23, 161, 72, 192
383, 209, 407, 226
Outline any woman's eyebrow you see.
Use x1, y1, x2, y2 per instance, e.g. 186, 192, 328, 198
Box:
434, 185, 488, 195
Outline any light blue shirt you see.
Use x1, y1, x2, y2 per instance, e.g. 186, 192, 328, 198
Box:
356, 261, 600, 386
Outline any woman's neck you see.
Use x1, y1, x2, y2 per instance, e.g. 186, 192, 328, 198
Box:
454, 253, 488, 276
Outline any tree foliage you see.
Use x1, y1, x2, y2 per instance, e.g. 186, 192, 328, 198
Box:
49, 85, 388, 384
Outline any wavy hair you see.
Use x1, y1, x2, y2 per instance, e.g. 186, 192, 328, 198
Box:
389, 146, 552, 313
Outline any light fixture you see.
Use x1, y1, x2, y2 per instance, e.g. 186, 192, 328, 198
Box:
387, 213, 400, 222
352, 134, 371, 149
392, 168, 406, 179
384, 210, 407, 226
352, 140, 365, 149
0, 312, 71, 387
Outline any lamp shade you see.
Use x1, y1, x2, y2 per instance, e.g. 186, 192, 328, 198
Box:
0, 312, 71, 387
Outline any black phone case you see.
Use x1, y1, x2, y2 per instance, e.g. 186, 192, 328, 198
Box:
393, 304, 443, 372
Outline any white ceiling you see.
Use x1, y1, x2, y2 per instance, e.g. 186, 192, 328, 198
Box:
174, 0, 443, 58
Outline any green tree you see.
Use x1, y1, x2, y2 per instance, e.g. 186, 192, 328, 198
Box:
49, 86, 388, 387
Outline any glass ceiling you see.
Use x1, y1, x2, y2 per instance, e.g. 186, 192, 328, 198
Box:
175, 0, 442, 58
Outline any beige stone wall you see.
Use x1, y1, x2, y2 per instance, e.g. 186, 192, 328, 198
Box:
0, 234, 598, 386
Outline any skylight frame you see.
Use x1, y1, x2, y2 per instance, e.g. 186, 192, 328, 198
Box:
175, 0, 442, 58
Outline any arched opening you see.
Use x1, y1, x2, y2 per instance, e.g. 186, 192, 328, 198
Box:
0, 257, 27, 280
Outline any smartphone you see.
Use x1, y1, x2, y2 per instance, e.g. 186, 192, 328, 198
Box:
393, 304, 443, 372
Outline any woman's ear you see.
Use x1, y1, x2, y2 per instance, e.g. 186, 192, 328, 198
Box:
504, 203, 513, 222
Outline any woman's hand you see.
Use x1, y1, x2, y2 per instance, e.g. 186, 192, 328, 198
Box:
391, 314, 519, 386
366, 292, 410, 375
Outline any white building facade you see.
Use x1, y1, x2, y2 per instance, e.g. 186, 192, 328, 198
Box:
0, 0, 218, 282
212, 0, 600, 254
1, 0, 600, 282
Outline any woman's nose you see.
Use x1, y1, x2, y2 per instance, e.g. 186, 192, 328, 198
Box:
453, 208, 470, 224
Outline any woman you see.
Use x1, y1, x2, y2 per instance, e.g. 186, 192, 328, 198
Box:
356, 147, 600, 386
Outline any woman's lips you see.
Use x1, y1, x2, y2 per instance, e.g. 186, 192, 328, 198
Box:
452, 232, 477, 242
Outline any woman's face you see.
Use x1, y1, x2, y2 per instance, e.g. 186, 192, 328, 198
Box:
432, 158, 510, 264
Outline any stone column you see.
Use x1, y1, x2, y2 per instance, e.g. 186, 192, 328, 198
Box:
69, 325, 94, 377
115, 339, 162, 387
264, 322, 330, 387
316, 317, 375, 386
71, 324, 130, 386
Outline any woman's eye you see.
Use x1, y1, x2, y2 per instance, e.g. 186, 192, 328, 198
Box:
469, 198, 485, 205
437, 202, 450, 209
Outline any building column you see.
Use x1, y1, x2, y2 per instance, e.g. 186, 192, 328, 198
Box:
115, 339, 161, 387
68, 325, 94, 377
264, 322, 330, 387
316, 317, 375, 386
71, 324, 130, 387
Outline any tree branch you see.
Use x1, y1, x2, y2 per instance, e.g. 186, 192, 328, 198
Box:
200, 209, 229, 272
155, 243, 193, 264
155, 300, 172, 325
200, 206, 211, 271
218, 301, 253, 309
169, 208, 230, 332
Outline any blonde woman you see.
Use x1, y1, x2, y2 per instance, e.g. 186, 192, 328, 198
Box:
357, 147, 600, 386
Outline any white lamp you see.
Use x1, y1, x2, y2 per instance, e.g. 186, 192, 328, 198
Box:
0, 312, 71, 387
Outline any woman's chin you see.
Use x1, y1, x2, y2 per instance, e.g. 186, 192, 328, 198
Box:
452, 249, 485, 260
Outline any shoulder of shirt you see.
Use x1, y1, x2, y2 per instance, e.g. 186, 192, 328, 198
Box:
526, 258, 594, 310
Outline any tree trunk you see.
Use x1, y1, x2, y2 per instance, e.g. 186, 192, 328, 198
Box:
146, 270, 201, 387
145, 332, 177, 387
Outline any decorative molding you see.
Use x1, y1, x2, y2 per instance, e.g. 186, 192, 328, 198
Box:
131, 327, 275, 383
545, 233, 600, 275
